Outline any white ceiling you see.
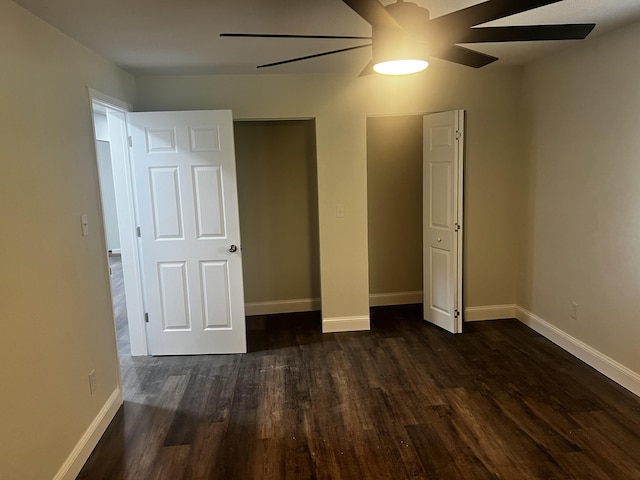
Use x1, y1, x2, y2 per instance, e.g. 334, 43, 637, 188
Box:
13, 0, 640, 76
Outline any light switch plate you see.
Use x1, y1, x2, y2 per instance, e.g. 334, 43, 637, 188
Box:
81, 214, 89, 237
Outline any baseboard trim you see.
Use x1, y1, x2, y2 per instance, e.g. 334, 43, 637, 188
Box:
460, 304, 640, 397
245, 298, 321, 316
53, 387, 122, 480
514, 306, 640, 398
369, 291, 423, 307
322, 315, 370, 333
464, 304, 517, 322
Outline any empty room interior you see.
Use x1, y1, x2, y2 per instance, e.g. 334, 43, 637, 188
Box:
2, 0, 640, 479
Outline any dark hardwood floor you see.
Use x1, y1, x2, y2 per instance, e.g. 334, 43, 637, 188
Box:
79, 257, 640, 479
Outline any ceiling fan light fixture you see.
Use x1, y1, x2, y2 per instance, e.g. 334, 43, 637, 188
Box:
371, 24, 428, 76
373, 58, 428, 75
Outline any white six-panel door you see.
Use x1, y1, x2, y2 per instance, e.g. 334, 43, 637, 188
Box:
423, 110, 464, 334
129, 110, 246, 354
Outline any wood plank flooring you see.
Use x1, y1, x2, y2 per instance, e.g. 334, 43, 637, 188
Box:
79, 258, 640, 479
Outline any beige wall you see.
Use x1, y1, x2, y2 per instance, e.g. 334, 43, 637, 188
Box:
135, 63, 524, 321
521, 21, 640, 373
0, 1, 135, 479
367, 115, 423, 296
4, 1, 639, 476
234, 120, 320, 304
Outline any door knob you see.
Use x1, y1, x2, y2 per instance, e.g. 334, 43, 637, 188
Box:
228, 244, 238, 253
437, 237, 442, 243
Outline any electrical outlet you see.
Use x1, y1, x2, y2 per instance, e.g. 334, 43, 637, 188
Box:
89, 370, 97, 395
570, 301, 578, 320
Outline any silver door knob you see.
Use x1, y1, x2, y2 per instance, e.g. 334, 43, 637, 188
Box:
437, 237, 442, 243
228, 244, 238, 253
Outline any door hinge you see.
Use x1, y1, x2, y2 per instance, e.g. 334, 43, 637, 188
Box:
145, 312, 149, 323
454, 309, 460, 319
454, 223, 461, 232
136, 226, 141, 238
128, 136, 133, 147
455, 130, 462, 140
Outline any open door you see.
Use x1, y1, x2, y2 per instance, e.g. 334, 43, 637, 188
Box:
129, 110, 246, 354
423, 110, 464, 334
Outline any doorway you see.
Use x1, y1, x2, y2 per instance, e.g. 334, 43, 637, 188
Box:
92, 102, 253, 357
233, 119, 321, 315
367, 115, 424, 307
90, 107, 322, 363
90, 93, 146, 367
367, 112, 464, 333
92, 105, 129, 358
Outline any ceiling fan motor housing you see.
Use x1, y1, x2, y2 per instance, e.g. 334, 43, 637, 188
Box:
384, 0, 430, 28
373, 1, 431, 64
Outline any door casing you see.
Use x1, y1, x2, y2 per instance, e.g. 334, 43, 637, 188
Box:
89, 89, 148, 355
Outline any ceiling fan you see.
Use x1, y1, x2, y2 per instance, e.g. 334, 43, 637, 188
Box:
221, 0, 595, 75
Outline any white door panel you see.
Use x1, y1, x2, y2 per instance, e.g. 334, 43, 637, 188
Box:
423, 111, 464, 334
129, 110, 246, 355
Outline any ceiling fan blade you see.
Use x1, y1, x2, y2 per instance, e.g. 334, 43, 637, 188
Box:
257, 43, 372, 69
431, 0, 562, 30
433, 45, 499, 68
460, 24, 596, 43
342, 0, 402, 29
220, 33, 371, 40
358, 60, 375, 77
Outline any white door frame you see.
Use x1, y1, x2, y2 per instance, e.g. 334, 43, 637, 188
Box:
88, 88, 148, 355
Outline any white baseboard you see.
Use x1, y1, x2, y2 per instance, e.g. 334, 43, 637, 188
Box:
322, 315, 370, 333
53, 387, 122, 480
515, 306, 640, 398
464, 304, 517, 322
245, 298, 321, 316
245, 291, 424, 316
461, 304, 640, 397
369, 291, 423, 307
